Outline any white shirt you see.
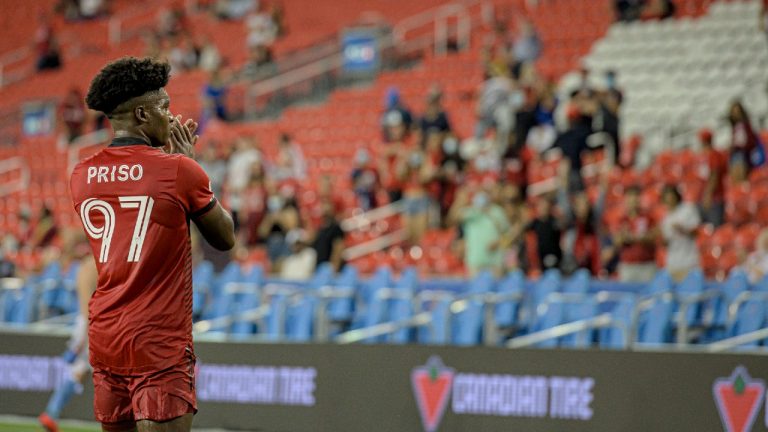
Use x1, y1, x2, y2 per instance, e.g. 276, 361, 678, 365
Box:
280, 248, 317, 281
227, 148, 262, 191
662, 203, 701, 272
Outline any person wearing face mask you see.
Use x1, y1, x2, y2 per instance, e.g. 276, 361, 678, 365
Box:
258, 191, 301, 271
449, 187, 510, 276
398, 146, 438, 245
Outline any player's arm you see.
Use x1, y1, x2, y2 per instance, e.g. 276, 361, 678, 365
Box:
76, 255, 97, 323
170, 117, 235, 251
193, 203, 235, 251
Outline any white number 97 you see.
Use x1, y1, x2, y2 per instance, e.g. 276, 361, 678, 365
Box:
80, 196, 155, 263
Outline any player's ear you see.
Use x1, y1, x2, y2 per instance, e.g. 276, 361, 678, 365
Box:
134, 105, 149, 124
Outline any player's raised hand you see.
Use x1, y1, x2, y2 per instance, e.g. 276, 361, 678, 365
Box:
168, 115, 199, 158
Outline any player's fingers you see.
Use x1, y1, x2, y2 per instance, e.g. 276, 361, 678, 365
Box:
191, 134, 199, 146
188, 121, 198, 136
182, 121, 194, 144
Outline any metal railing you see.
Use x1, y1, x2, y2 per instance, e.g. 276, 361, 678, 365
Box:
707, 327, 768, 353
0, 157, 30, 198
506, 314, 628, 349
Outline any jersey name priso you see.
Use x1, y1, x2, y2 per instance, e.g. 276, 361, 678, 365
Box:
87, 164, 143, 184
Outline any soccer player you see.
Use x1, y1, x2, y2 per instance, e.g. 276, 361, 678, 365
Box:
39, 254, 97, 432
69, 57, 235, 432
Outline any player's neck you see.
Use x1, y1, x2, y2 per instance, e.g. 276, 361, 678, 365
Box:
113, 128, 150, 143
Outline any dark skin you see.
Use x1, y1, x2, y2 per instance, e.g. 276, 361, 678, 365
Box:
103, 89, 234, 432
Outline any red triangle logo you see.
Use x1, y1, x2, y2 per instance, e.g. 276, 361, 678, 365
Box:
713, 367, 765, 432
412, 356, 454, 432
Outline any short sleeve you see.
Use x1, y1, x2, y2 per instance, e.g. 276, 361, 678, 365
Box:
176, 156, 216, 218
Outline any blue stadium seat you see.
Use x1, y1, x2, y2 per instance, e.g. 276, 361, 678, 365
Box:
563, 269, 590, 294
326, 265, 358, 323
526, 269, 562, 332
192, 261, 215, 320
599, 294, 637, 349
727, 299, 767, 348
560, 297, 598, 348
494, 270, 525, 329
389, 267, 418, 344
637, 295, 674, 345
203, 262, 243, 320
57, 262, 81, 314
675, 269, 705, 329
285, 266, 334, 342
38, 262, 62, 317
452, 271, 494, 346
711, 270, 748, 333
230, 266, 264, 336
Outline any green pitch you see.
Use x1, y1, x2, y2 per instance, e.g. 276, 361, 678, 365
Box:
0, 420, 100, 432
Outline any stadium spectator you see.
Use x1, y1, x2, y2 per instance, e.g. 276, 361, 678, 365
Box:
259, 192, 301, 270
312, 200, 346, 272
169, 35, 199, 72
698, 128, 728, 227
449, 187, 509, 276
55, 0, 82, 21
560, 172, 607, 275
351, 148, 380, 211
198, 35, 222, 72
35, 15, 62, 72
60, 88, 86, 142
28, 205, 59, 250
743, 228, 768, 284
241, 44, 276, 80
511, 18, 541, 73
246, 4, 279, 48
0, 251, 15, 278
381, 87, 413, 142
614, 187, 657, 282
661, 185, 701, 281
157, 5, 188, 38
398, 147, 436, 245
202, 66, 229, 121
198, 146, 227, 198
214, 0, 256, 20
241, 167, 268, 246
417, 86, 451, 147
596, 73, 622, 163
380, 111, 411, 203
728, 100, 761, 173
78, 0, 107, 19
641, 0, 676, 20
280, 230, 316, 280
272, 133, 307, 181
553, 105, 592, 193
525, 195, 564, 272
474, 62, 513, 149
436, 135, 465, 220
227, 137, 264, 228
615, 0, 644, 22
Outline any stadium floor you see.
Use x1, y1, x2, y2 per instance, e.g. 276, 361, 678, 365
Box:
0, 416, 233, 431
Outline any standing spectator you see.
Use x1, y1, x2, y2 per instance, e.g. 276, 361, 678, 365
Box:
614, 187, 657, 282
474, 62, 512, 149
35, 15, 62, 71
553, 105, 592, 193
227, 137, 264, 228
272, 133, 307, 181
661, 185, 701, 281
698, 128, 728, 227
450, 188, 510, 276
280, 230, 316, 281
417, 86, 451, 147
381, 87, 413, 142
525, 196, 564, 272
560, 171, 608, 275
729, 100, 761, 173
60, 88, 86, 142
511, 18, 541, 73
398, 148, 437, 245
744, 229, 768, 284
350, 149, 380, 211
312, 200, 346, 272
246, 4, 278, 48
202, 66, 229, 121
258, 193, 301, 271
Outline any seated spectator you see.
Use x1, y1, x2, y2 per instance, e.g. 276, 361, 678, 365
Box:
729, 100, 761, 173
525, 196, 564, 271
744, 229, 768, 284
35, 16, 62, 71
259, 193, 301, 271
661, 185, 701, 281
198, 35, 222, 72
614, 187, 657, 282
272, 133, 307, 181
381, 87, 413, 142
698, 128, 728, 227
60, 88, 86, 142
311, 200, 346, 272
417, 86, 451, 147
351, 149, 380, 211
241, 44, 276, 80
280, 230, 316, 281
449, 187, 509, 276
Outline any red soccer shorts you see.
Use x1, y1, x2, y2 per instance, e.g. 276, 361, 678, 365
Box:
92, 356, 197, 430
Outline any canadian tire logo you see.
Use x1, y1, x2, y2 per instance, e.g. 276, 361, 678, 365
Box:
411, 356, 454, 432
713, 366, 765, 432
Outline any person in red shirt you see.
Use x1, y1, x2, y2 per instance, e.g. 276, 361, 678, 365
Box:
70, 57, 234, 432
613, 186, 658, 282
698, 128, 728, 227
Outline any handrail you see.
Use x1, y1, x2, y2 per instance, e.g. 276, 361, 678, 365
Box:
193, 304, 271, 333
0, 157, 30, 198
506, 313, 627, 349
341, 228, 409, 261
336, 311, 432, 344
340, 200, 404, 232
707, 326, 768, 353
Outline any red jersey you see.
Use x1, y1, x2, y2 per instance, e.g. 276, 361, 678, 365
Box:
70, 137, 215, 374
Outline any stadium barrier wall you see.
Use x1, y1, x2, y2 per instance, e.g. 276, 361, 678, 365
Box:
1, 331, 767, 431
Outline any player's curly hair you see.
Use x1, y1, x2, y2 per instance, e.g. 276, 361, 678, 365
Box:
85, 57, 171, 115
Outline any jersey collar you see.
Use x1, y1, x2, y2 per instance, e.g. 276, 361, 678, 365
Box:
109, 136, 151, 147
